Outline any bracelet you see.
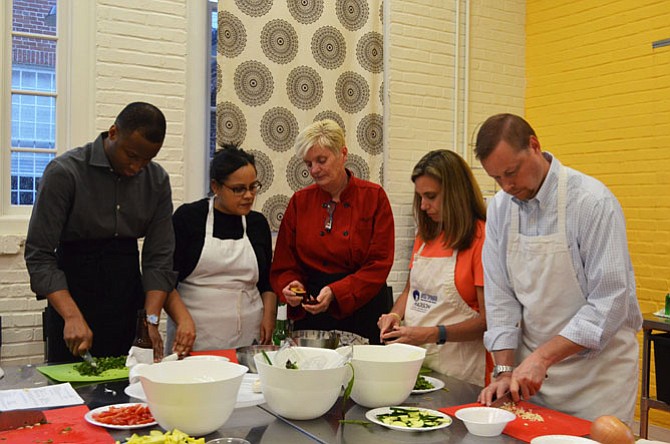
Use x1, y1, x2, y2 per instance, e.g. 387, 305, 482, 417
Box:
436, 325, 447, 344
388, 312, 402, 323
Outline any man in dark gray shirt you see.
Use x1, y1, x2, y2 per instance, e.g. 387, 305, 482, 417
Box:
25, 102, 194, 362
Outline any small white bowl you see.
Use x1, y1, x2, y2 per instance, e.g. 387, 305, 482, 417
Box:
455, 406, 516, 437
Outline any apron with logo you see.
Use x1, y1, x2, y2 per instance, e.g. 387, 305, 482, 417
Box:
167, 198, 263, 351
404, 242, 486, 386
507, 165, 638, 422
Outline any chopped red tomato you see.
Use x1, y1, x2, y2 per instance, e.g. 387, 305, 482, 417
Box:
92, 404, 155, 426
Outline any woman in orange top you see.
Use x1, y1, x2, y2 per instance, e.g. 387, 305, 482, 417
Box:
378, 149, 492, 386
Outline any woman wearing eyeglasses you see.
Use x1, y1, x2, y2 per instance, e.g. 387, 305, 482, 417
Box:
270, 120, 394, 344
165, 144, 276, 352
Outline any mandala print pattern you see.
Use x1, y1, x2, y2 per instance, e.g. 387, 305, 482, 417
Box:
217, 102, 247, 146
248, 150, 274, 194
235, 0, 273, 17
313, 111, 346, 136
357, 114, 383, 155
311, 26, 347, 70
335, 71, 370, 114
261, 19, 299, 65
217, 0, 383, 231
356, 32, 383, 73
345, 152, 370, 181
286, 66, 323, 110
218, 11, 246, 58
262, 194, 292, 232
287, 154, 314, 192
260, 107, 300, 152
336, 0, 370, 31
234, 60, 275, 107
287, 0, 324, 25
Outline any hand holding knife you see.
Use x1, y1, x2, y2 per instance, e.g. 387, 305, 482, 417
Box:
81, 350, 97, 368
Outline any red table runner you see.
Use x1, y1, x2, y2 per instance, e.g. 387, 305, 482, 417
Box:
0, 405, 114, 443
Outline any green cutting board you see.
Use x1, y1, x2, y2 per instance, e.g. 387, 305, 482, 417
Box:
36, 362, 129, 382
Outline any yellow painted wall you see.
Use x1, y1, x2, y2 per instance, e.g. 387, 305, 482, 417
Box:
526, 0, 670, 429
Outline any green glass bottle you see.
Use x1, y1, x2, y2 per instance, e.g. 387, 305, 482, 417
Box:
272, 303, 288, 346
665, 293, 670, 316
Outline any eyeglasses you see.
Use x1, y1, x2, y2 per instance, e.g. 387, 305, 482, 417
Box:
324, 201, 336, 232
221, 181, 262, 196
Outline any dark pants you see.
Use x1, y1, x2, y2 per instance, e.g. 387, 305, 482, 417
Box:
45, 238, 144, 363
293, 271, 392, 345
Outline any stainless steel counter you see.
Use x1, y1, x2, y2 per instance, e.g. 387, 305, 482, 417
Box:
0, 364, 524, 443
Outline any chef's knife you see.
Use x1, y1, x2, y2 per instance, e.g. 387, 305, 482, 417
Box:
0, 409, 47, 431
490, 391, 514, 408
81, 350, 97, 368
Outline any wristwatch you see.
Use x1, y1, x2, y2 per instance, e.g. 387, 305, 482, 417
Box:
492, 365, 515, 378
146, 313, 160, 326
436, 325, 447, 344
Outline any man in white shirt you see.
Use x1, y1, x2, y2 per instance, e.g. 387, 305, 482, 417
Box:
475, 113, 642, 424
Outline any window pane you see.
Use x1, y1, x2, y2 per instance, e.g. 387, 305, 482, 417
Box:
13, 0, 57, 36
11, 93, 55, 148
12, 36, 56, 91
10, 152, 54, 206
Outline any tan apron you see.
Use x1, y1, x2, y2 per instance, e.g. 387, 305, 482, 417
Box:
508, 165, 638, 423
167, 198, 263, 351
404, 243, 486, 386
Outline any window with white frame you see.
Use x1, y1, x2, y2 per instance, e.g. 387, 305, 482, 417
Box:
9, 0, 58, 206
1, 0, 94, 223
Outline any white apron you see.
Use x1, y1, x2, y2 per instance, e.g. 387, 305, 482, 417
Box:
507, 165, 638, 423
167, 198, 264, 351
404, 243, 486, 386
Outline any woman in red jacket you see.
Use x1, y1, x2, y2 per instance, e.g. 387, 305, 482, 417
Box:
270, 119, 394, 344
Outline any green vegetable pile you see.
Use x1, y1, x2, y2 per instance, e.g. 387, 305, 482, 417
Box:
376, 407, 450, 428
74, 355, 127, 376
413, 375, 435, 391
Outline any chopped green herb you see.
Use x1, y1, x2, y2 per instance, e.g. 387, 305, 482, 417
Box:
413, 375, 435, 391
74, 355, 126, 376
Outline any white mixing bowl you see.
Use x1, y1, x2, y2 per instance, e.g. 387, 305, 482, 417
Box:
136, 359, 248, 435
338, 343, 426, 408
254, 347, 347, 420
455, 406, 516, 437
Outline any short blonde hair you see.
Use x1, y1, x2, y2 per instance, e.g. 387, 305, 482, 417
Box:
294, 119, 346, 158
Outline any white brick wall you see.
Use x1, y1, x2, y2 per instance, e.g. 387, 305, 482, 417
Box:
385, 0, 525, 297
0, 1, 525, 364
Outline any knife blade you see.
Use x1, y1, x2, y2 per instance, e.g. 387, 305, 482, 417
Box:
81, 350, 97, 368
0, 409, 48, 431
490, 390, 514, 408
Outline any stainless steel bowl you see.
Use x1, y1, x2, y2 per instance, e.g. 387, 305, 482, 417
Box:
236, 345, 279, 373
291, 330, 340, 349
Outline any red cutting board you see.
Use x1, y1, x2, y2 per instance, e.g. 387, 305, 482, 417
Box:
440, 402, 592, 442
0, 405, 114, 443
189, 349, 238, 363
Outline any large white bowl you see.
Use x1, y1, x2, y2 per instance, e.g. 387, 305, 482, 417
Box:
455, 406, 516, 437
136, 360, 248, 436
254, 347, 347, 420
337, 343, 426, 408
